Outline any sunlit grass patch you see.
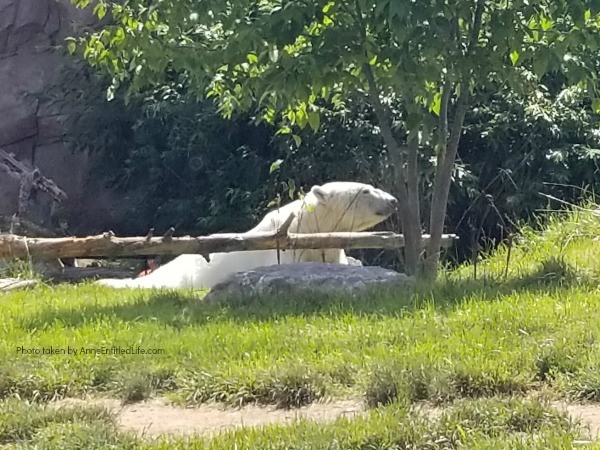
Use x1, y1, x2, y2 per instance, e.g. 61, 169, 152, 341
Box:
0, 204, 599, 411
0, 398, 139, 448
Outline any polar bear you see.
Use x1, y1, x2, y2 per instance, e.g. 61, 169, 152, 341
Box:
95, 181, 397, 290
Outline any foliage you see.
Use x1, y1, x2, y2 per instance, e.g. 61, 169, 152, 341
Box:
452, 82, 600, 253
60, 67, 282, 235
59, 60, 600, 266
68, 0, 600, 276
69, 0, 600, 129
57, 64, 396, 237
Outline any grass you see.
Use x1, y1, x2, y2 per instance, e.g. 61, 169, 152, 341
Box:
1, 205, 600, 447
141, 397, 581, 449
0, 396, 582, 449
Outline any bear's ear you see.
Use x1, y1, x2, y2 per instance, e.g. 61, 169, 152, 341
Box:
311, 185, 327, 202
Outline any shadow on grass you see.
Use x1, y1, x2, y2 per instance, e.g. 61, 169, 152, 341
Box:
21, 256, 598, 331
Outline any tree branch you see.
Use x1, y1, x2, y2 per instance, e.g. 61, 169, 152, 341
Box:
433, 80, 452, 192
362, 64, 409, 189
438, 80, 451, 150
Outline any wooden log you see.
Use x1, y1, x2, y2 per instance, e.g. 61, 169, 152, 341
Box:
0, 231, 457, 260
42, 267, 137, 283
0, 278, 38, 291
0, 213, 457, 260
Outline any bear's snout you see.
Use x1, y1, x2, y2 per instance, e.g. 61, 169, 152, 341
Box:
375, 195, 398, 217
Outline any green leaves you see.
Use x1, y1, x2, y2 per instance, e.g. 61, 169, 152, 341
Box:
430, 92, 442, 116
92, 1, 107, 20
539, 15, 553, 32
269, 159, 284, 174
307, 111, 320, 131
295, 108, 307, 128
510, 50, 520, 66
532, 48, 551, 78
69, 0, 600, 152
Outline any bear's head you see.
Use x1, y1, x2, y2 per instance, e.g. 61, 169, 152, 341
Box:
309, 182, 398, 231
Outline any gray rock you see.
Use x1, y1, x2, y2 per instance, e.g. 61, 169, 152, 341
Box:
0, 100, 38, 146
0, 0, 128, 234
0, 0, 194, 236
204, 263, 411, 304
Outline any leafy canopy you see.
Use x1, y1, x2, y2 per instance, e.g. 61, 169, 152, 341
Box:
71, 0, 600, 146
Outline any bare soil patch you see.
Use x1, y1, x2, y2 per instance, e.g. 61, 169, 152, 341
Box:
54, 397, 365, 438
52, 397, 600, 442
553, 402, 600, 442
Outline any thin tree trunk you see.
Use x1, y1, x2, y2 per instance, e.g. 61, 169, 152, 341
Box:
362, 63, 422, 276
352, 0, 423, 276
423, 0, 485, 279
404, 132, 422, 274
424, 86, 469, 278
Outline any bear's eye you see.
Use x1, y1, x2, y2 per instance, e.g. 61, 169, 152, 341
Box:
361, 189, 370, 195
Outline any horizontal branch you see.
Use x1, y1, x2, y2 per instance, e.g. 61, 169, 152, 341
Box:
0, 232, 457, 260
0, 214, 457, 260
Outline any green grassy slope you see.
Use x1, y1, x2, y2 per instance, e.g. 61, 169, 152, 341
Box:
1, 206, 600, 448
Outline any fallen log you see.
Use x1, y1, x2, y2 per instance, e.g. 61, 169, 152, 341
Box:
0, 214, 457, 260
0, 278, 38, 291
42, 267, 137, 283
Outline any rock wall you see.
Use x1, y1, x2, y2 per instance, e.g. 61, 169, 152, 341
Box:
0, 0, 122, 234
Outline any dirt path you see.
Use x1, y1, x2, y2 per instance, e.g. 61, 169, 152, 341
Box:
55, 398, 365, 438
53, 397, 600, 441
553, 402, 600, 441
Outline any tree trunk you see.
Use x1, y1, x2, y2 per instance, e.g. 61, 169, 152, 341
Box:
424, 88, 469, 279
423, 0, 484, 279
362, 63, 422, 276
403, 132, 422, 275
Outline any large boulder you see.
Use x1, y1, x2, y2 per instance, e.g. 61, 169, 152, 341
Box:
204, 263, 411, 304
0, 0, 129, 234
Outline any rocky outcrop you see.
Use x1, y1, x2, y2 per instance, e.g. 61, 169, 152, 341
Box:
204, 263, 412, 304
0, 0, 123, 233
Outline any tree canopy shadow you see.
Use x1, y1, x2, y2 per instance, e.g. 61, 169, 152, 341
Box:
22, 256, 598, 330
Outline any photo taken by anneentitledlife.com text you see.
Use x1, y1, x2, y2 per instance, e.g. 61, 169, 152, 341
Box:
16, 345, 165, 356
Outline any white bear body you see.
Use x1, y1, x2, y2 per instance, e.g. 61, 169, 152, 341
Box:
96, 181, 397, 290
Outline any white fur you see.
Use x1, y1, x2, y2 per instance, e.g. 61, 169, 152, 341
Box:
95, 181, 397, 290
